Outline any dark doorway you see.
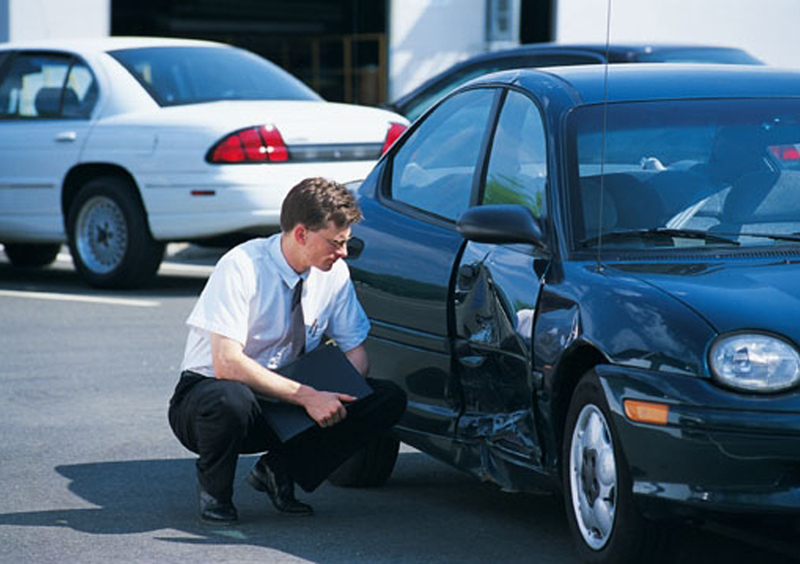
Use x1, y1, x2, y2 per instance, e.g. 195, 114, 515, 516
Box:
111, 0, 388, 105
519, 0, 553, 44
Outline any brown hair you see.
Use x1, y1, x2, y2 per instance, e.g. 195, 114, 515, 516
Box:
280, 177, 363, 232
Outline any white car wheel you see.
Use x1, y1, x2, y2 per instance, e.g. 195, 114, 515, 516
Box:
67, 176, 164, 289
74, 194, 128, 275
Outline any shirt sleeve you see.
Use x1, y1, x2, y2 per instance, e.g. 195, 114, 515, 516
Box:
325, 263, 370, 352
185, 249, 255, 345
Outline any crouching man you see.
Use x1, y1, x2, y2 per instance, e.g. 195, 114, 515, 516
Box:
168, 177, 407, 522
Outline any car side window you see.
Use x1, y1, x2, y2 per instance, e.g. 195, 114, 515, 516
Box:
62, 62, 98, 119
389, 88, 495, 221
0, 53, 96, 119
403, 54, 602, 121
405, 64, 507, 122
482, 90, 547, 218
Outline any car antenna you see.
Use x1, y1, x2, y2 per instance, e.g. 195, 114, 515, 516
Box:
596, 0, 613, 273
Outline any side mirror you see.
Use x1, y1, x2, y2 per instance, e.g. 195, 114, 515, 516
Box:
456, 205, 546, 249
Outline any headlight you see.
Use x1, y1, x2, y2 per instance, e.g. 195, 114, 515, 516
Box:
709, 333, 800, 393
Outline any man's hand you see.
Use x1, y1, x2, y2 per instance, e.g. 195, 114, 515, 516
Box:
299, 388, 357, 428
210, 333, 365, 428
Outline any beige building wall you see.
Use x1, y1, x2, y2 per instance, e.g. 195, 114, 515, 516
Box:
389, 0, 488, 100
1, 0, 109, 42
555, 0, 800, 69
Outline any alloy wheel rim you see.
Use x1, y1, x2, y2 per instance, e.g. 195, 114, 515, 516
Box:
75, 195, 128, 274
569, 403, 617, 550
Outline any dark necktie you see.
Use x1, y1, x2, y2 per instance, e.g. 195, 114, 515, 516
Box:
289, 278, 305, 359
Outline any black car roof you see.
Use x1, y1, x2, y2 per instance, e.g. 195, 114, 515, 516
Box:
456, 42, 760, 64
389, 42, 763, 114
479, 64, 800, 105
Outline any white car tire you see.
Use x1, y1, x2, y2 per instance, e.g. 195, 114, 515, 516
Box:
67, 176, 164, 289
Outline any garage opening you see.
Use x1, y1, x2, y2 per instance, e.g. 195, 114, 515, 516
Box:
520, 0, 553, 44
111, 0, 388, 105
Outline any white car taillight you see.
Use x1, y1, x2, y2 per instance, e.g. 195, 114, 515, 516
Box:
206, 125, 289, 163
381, 122, 407, 155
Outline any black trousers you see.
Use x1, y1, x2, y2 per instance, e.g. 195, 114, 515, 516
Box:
168, 371, 407, 502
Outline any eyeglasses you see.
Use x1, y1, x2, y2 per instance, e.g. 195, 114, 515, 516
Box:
316, 232, 351, 250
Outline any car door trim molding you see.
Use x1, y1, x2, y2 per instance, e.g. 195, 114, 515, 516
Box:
370, 318, 450, 354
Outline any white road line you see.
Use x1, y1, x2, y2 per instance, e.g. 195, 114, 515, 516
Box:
0, 289, 160, 307
158, 262, 214, 275
56, 251, 214, 276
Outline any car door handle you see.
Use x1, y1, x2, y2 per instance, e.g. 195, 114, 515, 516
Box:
55, 131, 77, 143
459, 355, 486, 368
347, 236, 364, 259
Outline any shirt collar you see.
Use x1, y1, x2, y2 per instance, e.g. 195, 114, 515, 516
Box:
268, 233, 309, 290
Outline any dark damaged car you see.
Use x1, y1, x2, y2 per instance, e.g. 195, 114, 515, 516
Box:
328, 64, 800, 563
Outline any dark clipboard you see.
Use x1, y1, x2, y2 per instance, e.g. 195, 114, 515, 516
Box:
258, 343, 373, 442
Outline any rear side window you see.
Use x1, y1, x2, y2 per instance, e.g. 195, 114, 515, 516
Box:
109, 46, 321, 106
389, 88, 495, 221
0, 53, 97, 119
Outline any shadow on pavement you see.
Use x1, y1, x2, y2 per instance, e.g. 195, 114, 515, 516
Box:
0, 453, 576, 564
0, 451, 797, 563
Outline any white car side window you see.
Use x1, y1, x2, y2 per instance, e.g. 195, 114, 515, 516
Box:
0, 54, 96, 119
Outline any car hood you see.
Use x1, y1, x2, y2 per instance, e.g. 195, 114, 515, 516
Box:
103, 100, 407, 144
616, 259, 800, 341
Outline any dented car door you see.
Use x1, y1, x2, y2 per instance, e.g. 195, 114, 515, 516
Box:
450, 88, 552, 482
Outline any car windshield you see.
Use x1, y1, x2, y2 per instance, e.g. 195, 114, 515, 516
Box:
569, 98, 800, 250
109, 46, 321, 106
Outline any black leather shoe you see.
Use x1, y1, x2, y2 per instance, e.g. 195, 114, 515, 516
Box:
246, 455, 314, 516
198, 488, 238, 523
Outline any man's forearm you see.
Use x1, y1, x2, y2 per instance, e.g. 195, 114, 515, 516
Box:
211, 333, 354, 427
211, 333, 313, 405
344, 344, 369, 377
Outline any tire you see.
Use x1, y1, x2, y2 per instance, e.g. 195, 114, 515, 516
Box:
66, 176, 165, 289
3, 243, 61, 268
562, 370, 670, 564
328, 435, 400, 487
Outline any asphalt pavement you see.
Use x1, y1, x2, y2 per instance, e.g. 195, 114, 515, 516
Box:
0, 245, 799, 564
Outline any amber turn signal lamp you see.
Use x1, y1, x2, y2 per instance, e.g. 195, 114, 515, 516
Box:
623, 400, 669, 425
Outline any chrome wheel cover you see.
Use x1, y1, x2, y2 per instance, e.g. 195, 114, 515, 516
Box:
75, 195, 128, 274
569, 404, 618, 550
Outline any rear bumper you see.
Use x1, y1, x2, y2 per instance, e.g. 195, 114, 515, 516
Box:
140, 160, 377, 240
597, 365, 800, 518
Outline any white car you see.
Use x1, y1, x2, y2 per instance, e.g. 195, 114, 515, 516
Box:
0, 37, 408, 288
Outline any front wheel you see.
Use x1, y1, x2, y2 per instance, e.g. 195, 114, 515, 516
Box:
67, 176, 164, 289
563, 370, 670, 564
